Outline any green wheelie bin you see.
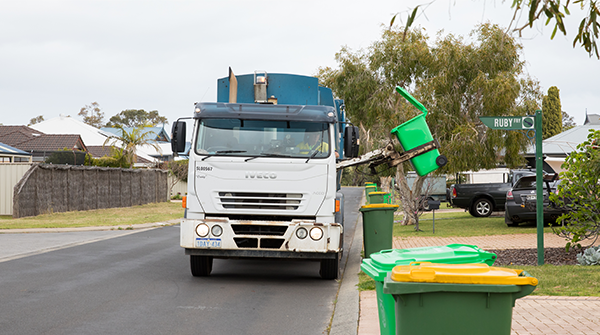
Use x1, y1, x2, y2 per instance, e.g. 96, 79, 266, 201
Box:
368, 191, 388, 204
360, 203, 399, 257
365, 184, 377, 199
384, 263, 538, 335
360, 245, 497, 335
391, 86, 447, 176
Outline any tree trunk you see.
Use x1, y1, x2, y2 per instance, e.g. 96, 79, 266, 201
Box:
395, 163, 426, 230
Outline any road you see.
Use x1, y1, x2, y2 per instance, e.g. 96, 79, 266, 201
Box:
0, 187, 363, 335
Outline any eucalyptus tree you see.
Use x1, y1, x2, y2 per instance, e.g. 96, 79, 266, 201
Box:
319, 23, 542, 227
78, 102, 105, 128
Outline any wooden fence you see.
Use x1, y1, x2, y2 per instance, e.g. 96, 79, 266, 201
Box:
13, 164, 168, 218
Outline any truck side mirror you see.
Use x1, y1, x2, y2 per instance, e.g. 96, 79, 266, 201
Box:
171, 121, 187, 154
344, 126, 360, 158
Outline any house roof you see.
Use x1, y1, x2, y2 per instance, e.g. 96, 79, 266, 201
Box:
29, 115, 158, 163
16, 134, 87, 152
86, 145, 151, 164
30, 115, 113, 146
526, 124, 600, 156
100, 126, 173, 158
0, 125, 45, 147
0, 142, 31, 156
100, 126, 171, 142
585, 113, 600, 125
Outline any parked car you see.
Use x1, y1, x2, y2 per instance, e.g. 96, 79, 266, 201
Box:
504, 174, 566, 227
449, 169, 536, 217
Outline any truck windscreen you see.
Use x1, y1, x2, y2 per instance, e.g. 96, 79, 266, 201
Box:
195, 119, 331, 158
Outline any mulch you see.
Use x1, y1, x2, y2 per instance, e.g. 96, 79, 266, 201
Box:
488, 247, 583, 266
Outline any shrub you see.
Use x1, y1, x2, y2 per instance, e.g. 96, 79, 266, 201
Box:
577, 246, 600, 266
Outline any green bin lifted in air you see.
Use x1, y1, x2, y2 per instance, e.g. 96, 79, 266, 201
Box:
361, 245, 497, 335
391, 86, 447, 176
384, 263, 537, 335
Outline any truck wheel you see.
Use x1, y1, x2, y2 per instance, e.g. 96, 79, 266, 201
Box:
320, 254, 340, 280
471, 198, 492, 217
190, 255, 213, 277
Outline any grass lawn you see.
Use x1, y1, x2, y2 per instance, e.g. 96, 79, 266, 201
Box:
359, 209, 600, 297
394, 211, 555, 237
0, 201, 184, 230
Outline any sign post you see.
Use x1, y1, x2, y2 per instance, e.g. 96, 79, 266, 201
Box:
479, 112, 544, 265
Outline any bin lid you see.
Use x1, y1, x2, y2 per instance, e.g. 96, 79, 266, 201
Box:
368, 191, 388, 195
361, 244, 496, 281
359, 203, 399, 212
390, 263, 538, 286
395, 86, 428, 115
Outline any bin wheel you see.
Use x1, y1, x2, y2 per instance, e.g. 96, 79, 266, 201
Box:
190, 255, 213, 277
320, 254, 340, 280
436, 155, 448, 167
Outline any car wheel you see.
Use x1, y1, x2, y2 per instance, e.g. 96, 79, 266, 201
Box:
471, 198, 493, 217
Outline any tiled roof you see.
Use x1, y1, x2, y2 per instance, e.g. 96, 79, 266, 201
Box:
86, 145, 113, 158
0, 125, 45, 147
86, 145, 151, 164
15, 134, 87, 152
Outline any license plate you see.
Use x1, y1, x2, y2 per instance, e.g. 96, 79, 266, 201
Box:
526, 194, 536, 200
195, 238, 221, 248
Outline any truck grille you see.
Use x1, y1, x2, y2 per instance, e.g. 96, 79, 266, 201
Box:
231, 225, 288, 236
218, 192, 303, 210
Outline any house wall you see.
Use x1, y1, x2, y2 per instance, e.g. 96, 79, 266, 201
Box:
0, 163, 33, 215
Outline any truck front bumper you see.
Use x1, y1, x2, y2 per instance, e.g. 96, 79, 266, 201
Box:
180, 217, 342, 258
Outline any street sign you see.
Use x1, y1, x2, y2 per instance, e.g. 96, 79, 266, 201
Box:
479, 111, 545, 265
478, 116, 535, 130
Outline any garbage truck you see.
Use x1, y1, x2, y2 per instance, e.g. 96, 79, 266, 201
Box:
170, 70, 360, 279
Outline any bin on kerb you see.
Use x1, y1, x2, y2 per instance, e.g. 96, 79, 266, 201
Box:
360, 245, 497, 335
365, 185, 377, 198
391, 86, 447, 176
360, 203, 399, 257
384, 263, 537, 335
368, 191, 388, 204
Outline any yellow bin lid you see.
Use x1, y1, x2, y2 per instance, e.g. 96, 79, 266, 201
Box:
361, 203, 399, 209
390, 262, 538, 286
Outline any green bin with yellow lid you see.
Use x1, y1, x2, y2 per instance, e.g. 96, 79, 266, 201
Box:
384, 262, 537, 335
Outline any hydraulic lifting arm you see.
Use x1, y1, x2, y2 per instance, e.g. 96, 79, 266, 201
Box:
336, 140, 441, 171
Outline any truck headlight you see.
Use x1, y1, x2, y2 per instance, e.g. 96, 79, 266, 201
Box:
310, 227, 323, 241
296, 227, 308, 239
211, 225, 223, 237
196, 223, 209, 237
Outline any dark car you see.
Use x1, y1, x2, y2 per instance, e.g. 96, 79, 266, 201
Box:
504, 174, 566, 227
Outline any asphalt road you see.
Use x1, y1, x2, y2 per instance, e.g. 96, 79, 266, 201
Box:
0, 187, 363, 335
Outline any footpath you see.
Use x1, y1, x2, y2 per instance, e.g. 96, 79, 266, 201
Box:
358, 229, 600, 335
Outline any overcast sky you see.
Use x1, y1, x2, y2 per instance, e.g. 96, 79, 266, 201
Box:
1, 0, 598, 128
